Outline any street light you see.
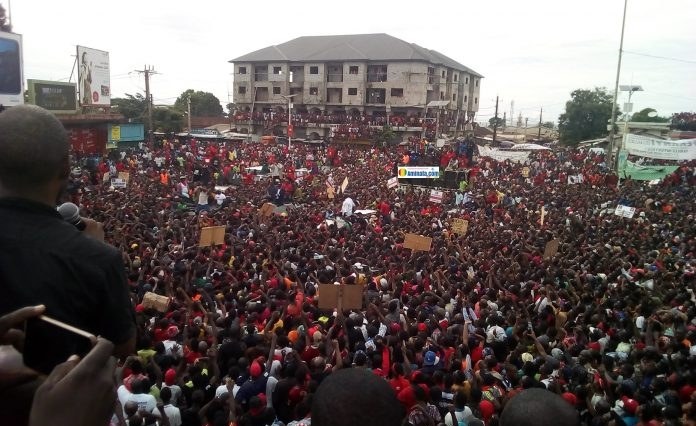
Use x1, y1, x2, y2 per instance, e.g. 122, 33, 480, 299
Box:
280, 93, 299, 148
617, 84, 643, 176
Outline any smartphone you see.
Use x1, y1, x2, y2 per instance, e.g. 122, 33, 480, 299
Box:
24, 315, 96, 375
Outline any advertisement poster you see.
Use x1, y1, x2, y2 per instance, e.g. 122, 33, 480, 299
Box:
77, 46, 111, 106
0, 32, 24, 107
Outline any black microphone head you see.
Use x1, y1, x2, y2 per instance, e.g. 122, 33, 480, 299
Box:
57, 202, 81, 225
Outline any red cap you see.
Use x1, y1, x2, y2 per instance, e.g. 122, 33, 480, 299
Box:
562, 392, 578, 406
164, 368, 177, 386
135, 304, 145, 313
479, 400, 495, 420
250, 362, 263, 378
622, 397, 639, 415
418, 323, 427, 332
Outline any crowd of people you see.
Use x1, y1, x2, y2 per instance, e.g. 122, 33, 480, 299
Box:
2, 104, 696, 426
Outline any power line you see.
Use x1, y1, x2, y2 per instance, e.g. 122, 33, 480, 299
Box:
623, 50, 696, 64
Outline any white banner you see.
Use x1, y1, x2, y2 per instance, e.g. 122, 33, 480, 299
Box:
567, 174, 584, 185
624, 134, 696, 161
111, 178, 127, 188
387, 176, 398, 188
77, 46, 111, 106
614, 205, 635, 219
429, 190, 444, 204
478, 146, 530, 163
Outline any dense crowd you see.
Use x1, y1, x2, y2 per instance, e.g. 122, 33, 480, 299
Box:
59, 134, 696, 426
2, 103, 695, 426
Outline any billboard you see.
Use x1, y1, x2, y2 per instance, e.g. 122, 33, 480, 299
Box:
397, 166, 440, 179
27, 80, 77, 113
0, 32, 24, 107
76, 46, 110, 106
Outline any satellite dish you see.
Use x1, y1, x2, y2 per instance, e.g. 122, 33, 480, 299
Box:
647, 111, 658, 118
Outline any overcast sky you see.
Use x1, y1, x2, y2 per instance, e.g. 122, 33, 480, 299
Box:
10, 0, 696, 123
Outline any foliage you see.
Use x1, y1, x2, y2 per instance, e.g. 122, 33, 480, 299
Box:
630, 108, 670, 123
226, 103, 235, 114
374, 125, 396, 147
0, 3, 11, 32
542, 121, 555, 129
174, 90, 223, 117
670, 112, 696, 131
111, 93, 181, 132
558, 87, 616, 146
152, 108, 183, 133
111, 93, 147, 121
488, 117, 505, 129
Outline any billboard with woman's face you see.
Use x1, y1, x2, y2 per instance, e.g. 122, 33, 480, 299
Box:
77, 45, 110, 106
0, 32, 23, 107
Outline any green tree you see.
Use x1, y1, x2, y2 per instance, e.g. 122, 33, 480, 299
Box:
374, 125, 396, 147
671, 112, 696, 131
111, 93, 147, 121
152, 107, 183, 133
630, 108, 670, 123
174, 90, 223, 117
488, 117, 505, 129
542, 121, 555, 129
558, 87, 616, 146
0, 3, 11, 32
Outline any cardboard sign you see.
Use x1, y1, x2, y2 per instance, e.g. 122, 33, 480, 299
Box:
429, 189, 444, 204
452, 218, 469, 235
340, 177, 349, 193
318, 284, 363, 310
387, 176, 398, 189
142, 292, 170, 313
259, 202, 275, 218
521, 167, 530, 178
543, 239, 560, 259
199, 225, 226, 247
403, 233, 432, 252
327, 185, 335, 200
540, 206, 546, 226
111, 178, 127, 188
118, 171, 130, 183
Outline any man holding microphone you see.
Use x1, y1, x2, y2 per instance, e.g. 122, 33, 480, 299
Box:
0, 105, 136, 425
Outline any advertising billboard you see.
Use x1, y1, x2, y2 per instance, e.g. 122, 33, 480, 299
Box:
76, 45, 110, 106
27, 80, 77, 113
0, 32, 24, 107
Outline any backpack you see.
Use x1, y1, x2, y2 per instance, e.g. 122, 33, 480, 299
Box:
448, 408, 467, 426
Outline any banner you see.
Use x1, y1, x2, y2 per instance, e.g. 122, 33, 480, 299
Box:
567, 174, 584, 185
429, 190, 444, 203
387, 176, 398, 188
624, 134, 696, 161
76, 46, 111, 106
403, 233, 432, 252
397, 166, 440, 179
27, 80, 76, 113
452, 218, 468, 235
614, 205, 636, 219
111, 178, 126, 188
620, 161, 678, 181
477, 146, 530, 163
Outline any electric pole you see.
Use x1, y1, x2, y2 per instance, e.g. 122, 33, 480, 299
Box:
134, 65, 158, 138
492, 96, 499, 143
187, 96, 192, 132
538, 107, 543, 139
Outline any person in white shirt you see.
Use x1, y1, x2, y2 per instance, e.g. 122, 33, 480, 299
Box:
160, 387, 182, 426
341, 196, 356, 217
214, 190, 227, 206
117, 379, 159, 420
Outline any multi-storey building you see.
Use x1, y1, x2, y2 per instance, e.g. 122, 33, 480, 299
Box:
229, 33, 482, 141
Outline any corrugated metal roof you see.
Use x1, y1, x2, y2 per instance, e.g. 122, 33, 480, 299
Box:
230, 33, 483, 77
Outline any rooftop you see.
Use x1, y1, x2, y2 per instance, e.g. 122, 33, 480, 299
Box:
230, 33, 482, 77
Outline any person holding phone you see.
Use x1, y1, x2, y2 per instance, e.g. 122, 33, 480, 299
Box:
0, 305, 118, 426
0, 106, 136, 417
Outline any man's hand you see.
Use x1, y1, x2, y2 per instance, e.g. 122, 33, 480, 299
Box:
0, 305, 45, 351
82, 218, 105, 242
30, 338, 117, 426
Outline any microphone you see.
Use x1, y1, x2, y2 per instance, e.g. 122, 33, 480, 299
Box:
57, 202, 86, 231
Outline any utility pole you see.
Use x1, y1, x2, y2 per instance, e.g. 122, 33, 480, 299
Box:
492, 95, 499, 143
538, 107, 543, 139
607, 0, 629, 167
134, 65, 158, 138
187, 96, 192, 132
